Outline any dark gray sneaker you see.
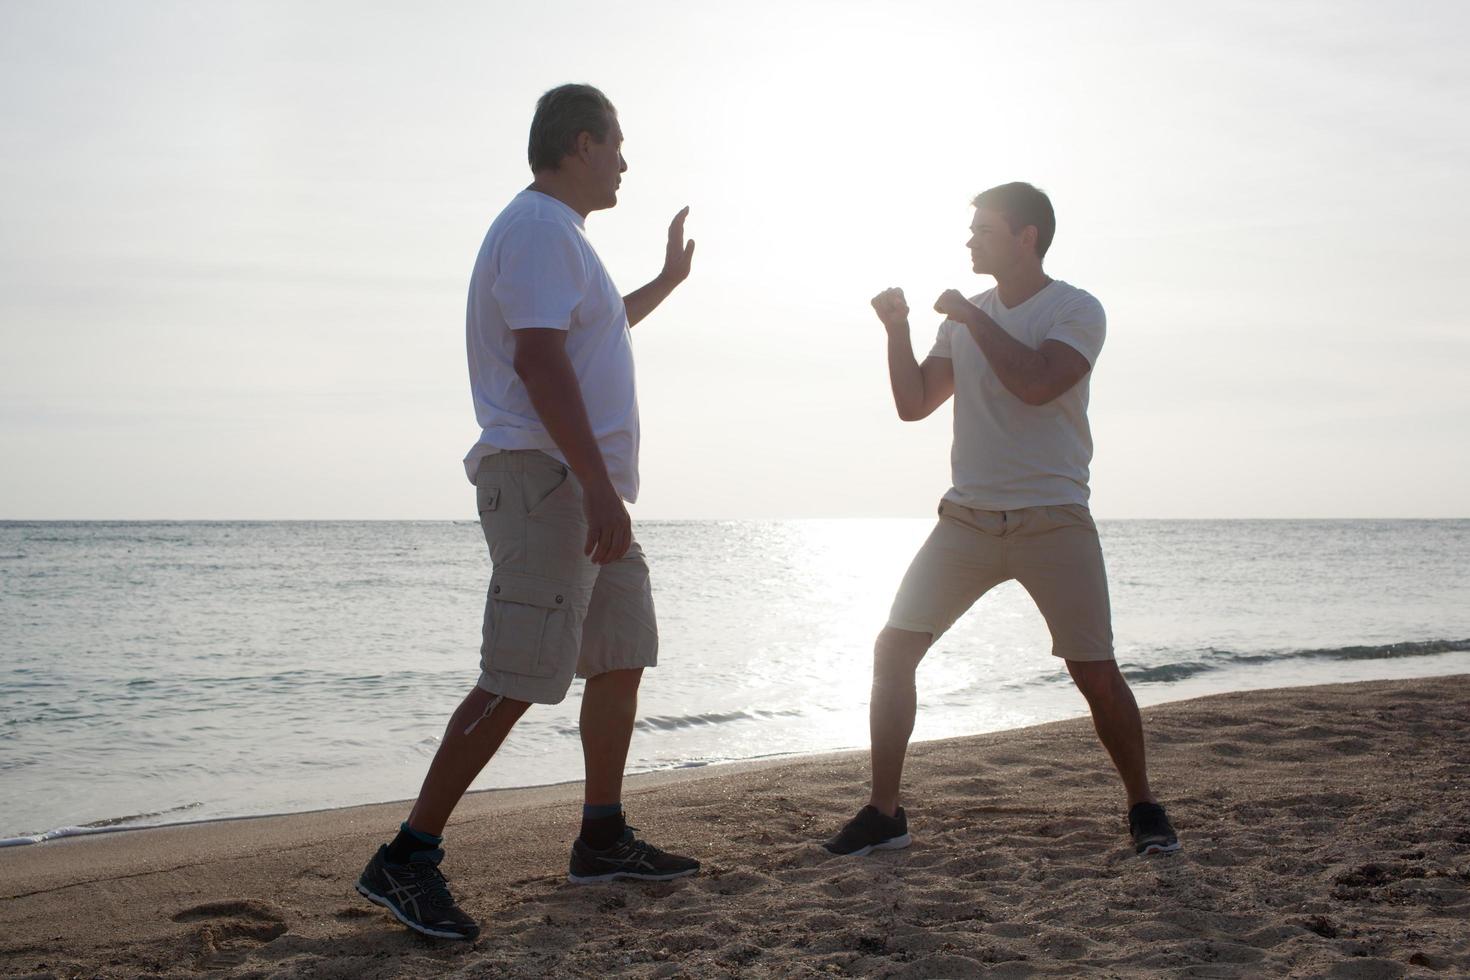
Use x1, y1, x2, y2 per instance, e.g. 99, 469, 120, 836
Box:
1129, 802, 1181, 856
356, 845, 480, 940
568, 828, 700, 883
823, 805, 912, 856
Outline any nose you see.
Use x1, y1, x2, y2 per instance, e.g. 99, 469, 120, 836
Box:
619, 153, 628, 173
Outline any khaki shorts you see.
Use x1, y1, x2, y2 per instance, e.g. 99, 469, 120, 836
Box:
474, 451, 658, 704
887, 499, 1114, 661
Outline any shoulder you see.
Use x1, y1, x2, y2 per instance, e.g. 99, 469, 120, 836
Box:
967, 286, 998, 306
493, 192, 570, 231
1048, 281, 1105, 322
1058, 279, 1105, 314
489, 215, 580, 256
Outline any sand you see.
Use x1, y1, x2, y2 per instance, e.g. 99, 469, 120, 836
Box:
2, 675, 1468, 979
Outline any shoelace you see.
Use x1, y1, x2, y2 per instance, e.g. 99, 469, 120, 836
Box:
622, 827, 666, 856
608, 828, 671, 862
406, 859, 457, 911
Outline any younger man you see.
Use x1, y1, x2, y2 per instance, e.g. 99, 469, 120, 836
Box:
824, 182, 1180, 860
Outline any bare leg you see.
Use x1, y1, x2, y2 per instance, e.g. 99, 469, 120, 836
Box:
580, 667, 644, 806
406, 686, 533, 836
1066, 659, 1156, 806
868, 627, 933, 817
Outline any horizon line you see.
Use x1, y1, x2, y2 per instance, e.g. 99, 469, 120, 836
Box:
2, 516, 1467, 524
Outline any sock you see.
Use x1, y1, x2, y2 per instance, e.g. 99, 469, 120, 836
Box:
579, 803, 626, 850
386, 821, 443, 865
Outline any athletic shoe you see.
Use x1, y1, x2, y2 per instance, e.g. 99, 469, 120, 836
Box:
823, 804, 912, 856
355, 845, 480, 940
1129, 801, 1181, 856
568, 827, 701, 883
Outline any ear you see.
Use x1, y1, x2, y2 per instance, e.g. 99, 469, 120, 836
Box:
574, 130, 594, 163
1020, 225, 1039, 253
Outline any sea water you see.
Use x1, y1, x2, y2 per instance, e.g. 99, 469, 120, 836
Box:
2, 519, 1467, 842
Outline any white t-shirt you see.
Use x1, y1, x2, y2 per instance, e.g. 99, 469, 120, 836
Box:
462, 190, 641, 501
928, 280, 1106, 511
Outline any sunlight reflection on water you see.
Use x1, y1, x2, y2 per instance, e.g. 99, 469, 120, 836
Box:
2, 518, 1467, 837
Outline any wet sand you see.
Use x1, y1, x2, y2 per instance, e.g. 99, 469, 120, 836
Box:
3, 675, 1468, 978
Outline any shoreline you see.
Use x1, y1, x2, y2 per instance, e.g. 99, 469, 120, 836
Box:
4, 675, 1468, 977
6, 647, 1469, 850
0, 750, 831, 851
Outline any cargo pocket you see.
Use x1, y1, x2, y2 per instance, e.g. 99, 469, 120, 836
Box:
522, 456, 571, 516
482, 573, 570, 678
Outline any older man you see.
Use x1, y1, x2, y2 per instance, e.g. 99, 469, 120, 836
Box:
356, 84, 699, 941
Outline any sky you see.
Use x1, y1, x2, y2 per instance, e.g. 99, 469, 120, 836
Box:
1, 0, 1467, 519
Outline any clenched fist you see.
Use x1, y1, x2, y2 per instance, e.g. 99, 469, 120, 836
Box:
871, 287, 910, 331
934, 289, 976, 323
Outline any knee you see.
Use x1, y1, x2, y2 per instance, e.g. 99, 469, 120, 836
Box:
1067, 660, 1125, 702
588, 667, 643, 695
873, 628, 928, 684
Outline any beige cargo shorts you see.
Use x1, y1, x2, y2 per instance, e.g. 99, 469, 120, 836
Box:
474, 450, 658, 704
887, 499, 1114, 661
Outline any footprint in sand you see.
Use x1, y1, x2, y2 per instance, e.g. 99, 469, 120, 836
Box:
332, 906, 376, 920
171, 899, 288, 969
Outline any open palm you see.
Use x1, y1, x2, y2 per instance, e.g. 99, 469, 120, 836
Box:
660, 206, 695, 284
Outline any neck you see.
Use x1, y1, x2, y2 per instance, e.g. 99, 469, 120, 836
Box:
993, 265, 1051, 307
527, 173, 592, 218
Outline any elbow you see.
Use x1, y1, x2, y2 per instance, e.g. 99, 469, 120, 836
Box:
1021, 384, 1056, 407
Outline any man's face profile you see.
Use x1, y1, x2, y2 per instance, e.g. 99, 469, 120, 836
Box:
585, 114, 626, 210
967, 207, 1031, 275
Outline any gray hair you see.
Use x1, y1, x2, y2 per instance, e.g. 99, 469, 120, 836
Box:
527, 84, 617, 173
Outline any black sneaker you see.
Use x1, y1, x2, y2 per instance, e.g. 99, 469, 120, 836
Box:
568, 827, 701, 883
823, 804, 912, 856
1129, 802, 1181, 856
356, 845, 480, 940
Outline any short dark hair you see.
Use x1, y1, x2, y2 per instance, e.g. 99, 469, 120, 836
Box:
527, 84, 617, 173
972, 182, 1056, 259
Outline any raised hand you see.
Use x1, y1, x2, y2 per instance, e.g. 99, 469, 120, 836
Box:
659, 206, 695, 286
934, 289, 975, 323
871, 287, 910, 331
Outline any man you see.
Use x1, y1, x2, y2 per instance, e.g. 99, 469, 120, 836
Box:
356, 84, 700, 941
823, 182, 1180, 860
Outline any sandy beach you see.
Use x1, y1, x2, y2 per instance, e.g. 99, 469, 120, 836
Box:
3, 675, 1468, 978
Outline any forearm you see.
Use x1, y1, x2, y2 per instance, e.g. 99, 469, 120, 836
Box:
622, 274, 677, 329
885, 325, 926, 420
960, 310, 1050, 404
515, 355, 614, 493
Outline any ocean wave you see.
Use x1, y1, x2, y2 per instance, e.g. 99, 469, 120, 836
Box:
1, 802, 203, 848
549, 707, 805, 739
1116, 638, 1470, 686
635, 708, 803, 733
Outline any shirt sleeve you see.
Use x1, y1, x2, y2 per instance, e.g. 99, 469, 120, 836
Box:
1045, 292, 1107, 366
490, 219, 589, 331
927, 319, 956, 359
